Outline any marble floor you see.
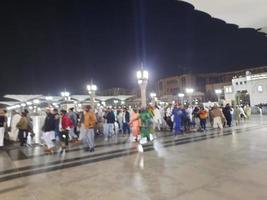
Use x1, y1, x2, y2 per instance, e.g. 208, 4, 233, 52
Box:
0, 115, 267, 200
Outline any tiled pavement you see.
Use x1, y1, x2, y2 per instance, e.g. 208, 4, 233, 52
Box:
0, 115, 267, 200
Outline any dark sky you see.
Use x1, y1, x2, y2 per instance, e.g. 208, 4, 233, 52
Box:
1, 0, 267, 96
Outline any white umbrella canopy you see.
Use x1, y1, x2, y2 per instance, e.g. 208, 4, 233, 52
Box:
95, 95, 133, 102
0, 101, 19, 106
2, 94, 134, 103
70, 95, 90, 102
4, 95, 43, 102
183, 0, 267, 33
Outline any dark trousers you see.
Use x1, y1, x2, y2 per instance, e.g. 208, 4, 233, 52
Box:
200, 119, 206, 130
123, 123, 130, 134
226, 117, 232, 127
60, 130, 69, 147
165, 116, 173, 132
184, 118, 191, 132
55, 129, 60, 141
18, 129, 28, 146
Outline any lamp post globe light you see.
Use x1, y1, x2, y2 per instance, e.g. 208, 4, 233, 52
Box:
215, 89, 222, 102
185, 88, 194, 104
33, 99, 40, 105
61, 91, 70, 100
137, 66, 149, 107
61, 91, 70, 110
178, 93, 185, 104
113, 100, 119, 107
45, 96, 53, 107
150, 92, 156, 98
150, 92, 156, 104
87, 81, 97, 110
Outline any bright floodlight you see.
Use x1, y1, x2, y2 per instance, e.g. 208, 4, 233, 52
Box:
178, 93, 185, 98
33, 99, 40, 104
185, 88, 194, 94
143, 70, 148, 79
150, 92, 156, 98
26, 102, 32, 106
87, 84, 97, 91
114, 100, 119, 104
257, 85, 263, 92
92, 85, 97, 91
45, 96, 53, 101
215, 89, 222, 94
136, 71, 142, 79
136, 69, 149, 81
61, 91, 70, 97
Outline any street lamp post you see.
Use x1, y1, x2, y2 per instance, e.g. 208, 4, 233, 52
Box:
137, 66, 149, 107
150, 92, 156, 104
87, 81, 97, 110
215, 89, 222, 103
45, 96, 53, 107
185, 88, 194, 104
113, 100, 119, 107
178, 93, 185, 104
61, 91, 70, 110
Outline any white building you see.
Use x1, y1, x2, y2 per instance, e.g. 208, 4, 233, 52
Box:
224, 71, 267, 106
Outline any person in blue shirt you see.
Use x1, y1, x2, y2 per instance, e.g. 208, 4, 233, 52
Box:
172, 103, 184, 135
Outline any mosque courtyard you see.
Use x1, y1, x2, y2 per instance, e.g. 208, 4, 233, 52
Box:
0, 115, 266, 200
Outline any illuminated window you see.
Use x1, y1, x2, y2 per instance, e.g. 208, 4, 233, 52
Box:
257, 85, 263, 93
225, 87, 232, 93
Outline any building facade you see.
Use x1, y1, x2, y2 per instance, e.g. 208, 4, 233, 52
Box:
157, 74, 197, 97
156, 66, 267, 102
224, 71, 267, 106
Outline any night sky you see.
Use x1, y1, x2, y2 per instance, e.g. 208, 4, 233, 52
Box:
1, 0, 267, 96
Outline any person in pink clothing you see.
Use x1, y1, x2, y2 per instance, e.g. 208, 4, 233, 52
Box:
129, 108, 140, 142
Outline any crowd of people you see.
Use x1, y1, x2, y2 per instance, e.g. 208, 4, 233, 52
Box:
0, 103, 253, 153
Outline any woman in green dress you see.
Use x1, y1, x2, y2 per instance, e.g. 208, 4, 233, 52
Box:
139, 108, 153, 143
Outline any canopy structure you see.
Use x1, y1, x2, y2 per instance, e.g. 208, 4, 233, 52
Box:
71, 95, 90, 102
1, 94, 134, 108
40, 96, 64, 102
184, 0, 267, 33
0, 101, 20, 106
96, 95, 133, 102
70, 95, 133, 102
4, 95, 43, 102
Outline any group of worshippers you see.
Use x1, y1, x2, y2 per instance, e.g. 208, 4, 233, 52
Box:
1, 102, 252, 153
39, 105, 160, 153
0, 109, 34, 148
41, 106, 96, 153
169, 103, 252, 135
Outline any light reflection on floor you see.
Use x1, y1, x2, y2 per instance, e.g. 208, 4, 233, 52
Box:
0, 115, 267, 199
